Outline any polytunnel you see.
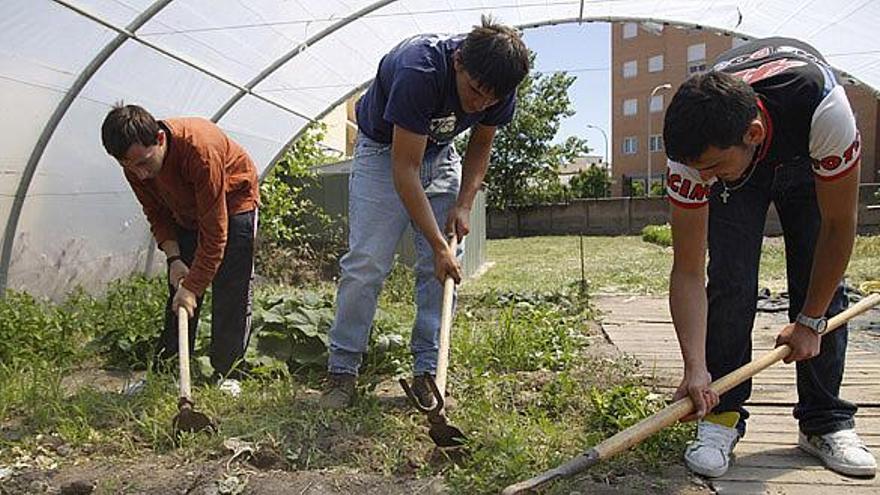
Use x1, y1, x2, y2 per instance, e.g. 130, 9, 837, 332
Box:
3, 0, 879, 298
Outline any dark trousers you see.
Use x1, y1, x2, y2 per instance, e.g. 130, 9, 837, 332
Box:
706, 159, 856, 436
156, 210, 257, 377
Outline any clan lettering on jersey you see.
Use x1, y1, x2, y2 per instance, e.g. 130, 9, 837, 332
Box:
814, 133, 861, 176
666, 162, 713, 208
731, 59, 807, 84
668, 174, 712, 202
714, 44, 823, 72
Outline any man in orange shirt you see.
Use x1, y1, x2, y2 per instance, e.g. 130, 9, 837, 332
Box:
101, 104, 260, 396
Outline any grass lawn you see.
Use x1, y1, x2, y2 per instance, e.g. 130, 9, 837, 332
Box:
472, 234, 880, 296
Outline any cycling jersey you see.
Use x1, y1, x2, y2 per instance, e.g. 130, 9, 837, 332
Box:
667, 37, 860, 208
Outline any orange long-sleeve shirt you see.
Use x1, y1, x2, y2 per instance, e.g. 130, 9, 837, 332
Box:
124, 118, 259, 296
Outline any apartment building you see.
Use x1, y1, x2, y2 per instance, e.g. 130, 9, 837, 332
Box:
611, 22, 879, 196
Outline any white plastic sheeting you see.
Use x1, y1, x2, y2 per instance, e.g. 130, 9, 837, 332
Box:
2, 0, 879, 297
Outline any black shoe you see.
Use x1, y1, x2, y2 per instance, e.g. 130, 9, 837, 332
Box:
320, 373, 357, 410
411, 373, 437, 409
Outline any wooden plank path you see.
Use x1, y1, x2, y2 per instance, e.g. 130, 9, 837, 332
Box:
596, 294, 880, 494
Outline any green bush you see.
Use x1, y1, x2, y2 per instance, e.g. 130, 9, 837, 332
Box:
258, 123, 346, 282
569, 164, 611, 199
630, 180, 666, 198
86, 275, 167, 369
587, 384, 693, 466
456, 289, 590, 374
0, 291, 79, 366
641, 223, 673, 247
1, 276, 168, 371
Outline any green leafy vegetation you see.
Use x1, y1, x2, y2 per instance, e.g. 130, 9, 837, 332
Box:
87, 275, 169, 369
0, 292, 81, 368
641, 223, 673, 247
628, 178, 666, 198
257, 123, 346, 283
248, 289, 409, 386
569, 164, 612, 199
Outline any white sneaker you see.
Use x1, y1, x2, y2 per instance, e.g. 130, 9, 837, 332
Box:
684, 420, 741, 477
218, 378, 242, 398
799, 429, 877, 477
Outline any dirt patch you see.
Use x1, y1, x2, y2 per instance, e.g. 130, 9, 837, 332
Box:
59, 367, 144, 397
566, 464, 711, 494
2, 456, 446, 495
1, 454, 714, 495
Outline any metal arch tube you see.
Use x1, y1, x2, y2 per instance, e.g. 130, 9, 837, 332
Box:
211, 0, 398, 123
258, 80, 372, 182
0, 0, 174, 294
50, 0, 312, 122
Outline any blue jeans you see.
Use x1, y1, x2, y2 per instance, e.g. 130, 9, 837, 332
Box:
327, 134, 462, 376
706, 157, 856, 436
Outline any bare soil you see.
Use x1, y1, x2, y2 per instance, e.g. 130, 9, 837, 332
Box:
2, 455, 711, 495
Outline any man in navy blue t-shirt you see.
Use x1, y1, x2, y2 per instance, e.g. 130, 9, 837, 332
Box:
321, 16, 529, 409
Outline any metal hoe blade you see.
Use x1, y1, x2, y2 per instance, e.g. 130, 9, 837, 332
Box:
172, 397, 215, 437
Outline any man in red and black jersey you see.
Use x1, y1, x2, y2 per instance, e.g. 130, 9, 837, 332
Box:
662, 37, 875, 478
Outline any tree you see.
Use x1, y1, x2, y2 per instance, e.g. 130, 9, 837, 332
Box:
458, 57, 589, 209
569, 165, 611, 199
628, 177, 666, 198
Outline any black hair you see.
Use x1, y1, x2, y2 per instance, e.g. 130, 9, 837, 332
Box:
458, 15, 530, 98
663, 71, 758, 163
101, 103, 160, 160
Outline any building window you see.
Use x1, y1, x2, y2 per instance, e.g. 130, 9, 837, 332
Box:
623, 60, 638, 78
649, 134, 664, 152
687, 43, 707, 74
650, 94, 664, 113
648, 54, 664, 73
687, 61, 707, 74
623, 22, 638, 39
623, 136, 638, 155
688, 43, 706, 62
623, 98, 638, 116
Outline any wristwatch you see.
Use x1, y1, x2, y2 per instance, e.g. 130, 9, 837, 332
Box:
796, 313, 828, 335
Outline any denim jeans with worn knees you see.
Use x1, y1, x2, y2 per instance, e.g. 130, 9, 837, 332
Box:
327, 133, 462, 376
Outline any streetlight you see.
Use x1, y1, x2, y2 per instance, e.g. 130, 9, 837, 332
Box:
586, 123, 609, 196
646, 83, 672, 197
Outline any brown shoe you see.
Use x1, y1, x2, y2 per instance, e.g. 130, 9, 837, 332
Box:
320, 373, 356, 410
411, 373, 437, 409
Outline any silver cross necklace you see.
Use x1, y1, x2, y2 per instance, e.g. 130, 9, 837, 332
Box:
719, 144, 762, 204
720, 160, 757, 204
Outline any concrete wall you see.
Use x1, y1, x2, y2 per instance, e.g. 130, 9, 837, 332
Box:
489, 185, 880, 238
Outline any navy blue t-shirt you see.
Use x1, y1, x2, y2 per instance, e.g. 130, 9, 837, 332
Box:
355, 34, 516, 149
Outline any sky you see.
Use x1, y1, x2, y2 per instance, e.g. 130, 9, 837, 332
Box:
521, 22, 612, 160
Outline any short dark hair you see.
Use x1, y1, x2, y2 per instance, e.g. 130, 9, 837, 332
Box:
458, 15, 530, 98
663, 71, 758, 164
101, 103, 160, 160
